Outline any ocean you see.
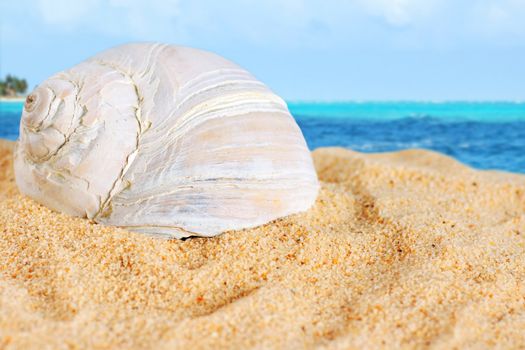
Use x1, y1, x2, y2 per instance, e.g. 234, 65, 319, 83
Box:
1, 101, 524, 173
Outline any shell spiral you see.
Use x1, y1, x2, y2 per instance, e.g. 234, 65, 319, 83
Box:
14, 43, 319, 238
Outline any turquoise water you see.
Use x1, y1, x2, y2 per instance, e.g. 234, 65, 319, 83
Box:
1, 101, 524, 173
288, 101, 525, 122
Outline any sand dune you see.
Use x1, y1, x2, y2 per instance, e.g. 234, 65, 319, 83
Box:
0, 139, 524, 349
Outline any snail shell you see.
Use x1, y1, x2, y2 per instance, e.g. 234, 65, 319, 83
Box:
14, 43, 319, 238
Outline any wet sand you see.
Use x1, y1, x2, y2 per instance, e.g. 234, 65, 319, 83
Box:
1, 139, 524, 349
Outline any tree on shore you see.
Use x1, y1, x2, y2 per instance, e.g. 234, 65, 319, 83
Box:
0, 75, 28, 97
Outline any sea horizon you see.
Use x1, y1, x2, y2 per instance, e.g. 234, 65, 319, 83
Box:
2, 97, 524, 103
1, 100, 524, 173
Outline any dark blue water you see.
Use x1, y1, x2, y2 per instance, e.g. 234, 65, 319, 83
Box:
291, 102, 525, 173
2, 101, 524, 173
296, 116, 525, 173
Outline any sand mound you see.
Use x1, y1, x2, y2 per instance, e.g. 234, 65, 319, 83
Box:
1, 139, 524, 349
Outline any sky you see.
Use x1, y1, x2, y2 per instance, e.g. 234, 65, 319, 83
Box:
1, 0, 524, 101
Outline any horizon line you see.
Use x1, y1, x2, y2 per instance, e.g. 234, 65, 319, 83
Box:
1, 97, 524, 104
287, 99, 525, 104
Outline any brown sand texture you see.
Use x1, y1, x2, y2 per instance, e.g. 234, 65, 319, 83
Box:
0, 139, 524, 349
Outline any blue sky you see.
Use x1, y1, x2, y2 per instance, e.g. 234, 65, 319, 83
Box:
1, 0, 524, 101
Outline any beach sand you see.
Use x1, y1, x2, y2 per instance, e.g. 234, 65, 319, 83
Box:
0, 138, 524, 349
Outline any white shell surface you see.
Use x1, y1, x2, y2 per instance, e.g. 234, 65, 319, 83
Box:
15, 43, 319, 238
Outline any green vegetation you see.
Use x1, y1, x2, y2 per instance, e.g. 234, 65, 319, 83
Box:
0, 75, 28, 97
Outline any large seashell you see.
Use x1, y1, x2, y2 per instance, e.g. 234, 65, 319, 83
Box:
14, 43, 319, 238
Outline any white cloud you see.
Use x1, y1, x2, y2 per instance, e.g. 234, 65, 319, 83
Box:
469, 0, 525, 40
354, 0, 442, 27
5, 0, 525, 50
37, 0, 100, 24
36, 0, 182, 39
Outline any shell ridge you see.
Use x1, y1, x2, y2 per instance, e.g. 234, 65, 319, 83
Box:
177, 68, 257, 97
140, 92, 289, 156
133, 132, 306, 180
64, 79, 83, 138
147, 69, 265, 132
111, 176, 322, 208
36, 80, 85, 162
89, 59, 144, 220
133, 43, 168, 87
174, 79, 267, 112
